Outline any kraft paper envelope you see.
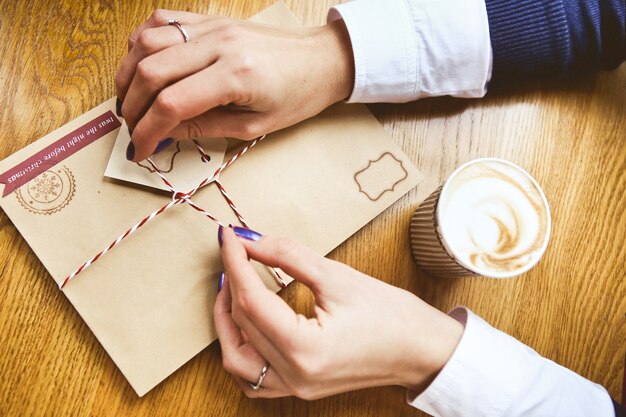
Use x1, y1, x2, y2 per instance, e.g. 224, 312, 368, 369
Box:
0, 2, 423, 396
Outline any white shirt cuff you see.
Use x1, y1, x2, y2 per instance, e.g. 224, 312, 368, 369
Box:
408, 307, 615, 417
328, 0, 492, 103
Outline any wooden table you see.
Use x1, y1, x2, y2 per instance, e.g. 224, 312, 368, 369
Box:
1, 1, 624, 416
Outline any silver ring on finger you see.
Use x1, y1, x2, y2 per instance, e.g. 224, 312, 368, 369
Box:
166, 19, 190, 43
247, 364, 269, 391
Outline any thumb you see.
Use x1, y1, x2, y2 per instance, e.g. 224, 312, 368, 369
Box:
233, 227, 333, 295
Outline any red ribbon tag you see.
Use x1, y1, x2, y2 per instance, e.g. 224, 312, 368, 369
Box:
0, 111, 121, 197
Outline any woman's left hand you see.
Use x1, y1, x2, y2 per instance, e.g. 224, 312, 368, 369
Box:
115, 9, 354, 162
214, 227, 463, 399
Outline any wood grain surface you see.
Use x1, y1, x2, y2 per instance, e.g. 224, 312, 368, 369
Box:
0, 1, 624, 416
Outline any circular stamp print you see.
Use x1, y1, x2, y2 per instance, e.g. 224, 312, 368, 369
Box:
16, 165, 76, 215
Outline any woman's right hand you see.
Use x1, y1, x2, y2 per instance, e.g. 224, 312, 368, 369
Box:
214, 227, 464, 399
115, 10, 355, 162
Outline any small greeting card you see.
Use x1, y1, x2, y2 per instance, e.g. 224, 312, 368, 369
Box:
104, 121, 227, 192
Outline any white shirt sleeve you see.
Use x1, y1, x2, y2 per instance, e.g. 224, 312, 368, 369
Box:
327, 0, 492, 103
408, 307, 615, 417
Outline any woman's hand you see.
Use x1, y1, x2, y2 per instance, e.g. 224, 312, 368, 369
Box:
214, 227, 464, 399
115, 9, 354, 162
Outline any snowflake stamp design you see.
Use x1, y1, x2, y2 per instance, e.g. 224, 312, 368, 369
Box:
16, 165, 76, 214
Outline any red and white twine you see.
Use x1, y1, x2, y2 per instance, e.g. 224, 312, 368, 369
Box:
59, 135, 286, 289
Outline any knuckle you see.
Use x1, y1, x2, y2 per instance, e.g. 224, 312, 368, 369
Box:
279, 328, 307, 354
154, 90, 179, 118
235, 290, 255, 316
274, 237, 300, 261
294, 360, 316, 381
291, 350, 326, 382
218, 79, 241, 106
231, 301, 253, 325
285, 362, 326, 400
232, 54, 257, 77
135, 30, 159, 54
227, 72, 254, 103
216, 23, 241, 42
224, 57, 258, 100
231, 308, 245, 326
291, 385, 314, 401
221, 353, 237, 375
219, 66, 255, 107
135, 60, 159, 86
237, 122, 263, 140
149, 9, 169, 25
230, 307, 244, 325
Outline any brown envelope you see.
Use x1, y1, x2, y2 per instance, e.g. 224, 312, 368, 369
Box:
0, 3, 422, 396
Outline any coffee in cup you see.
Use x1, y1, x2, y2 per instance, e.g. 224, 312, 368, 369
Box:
410, 158, 550, 278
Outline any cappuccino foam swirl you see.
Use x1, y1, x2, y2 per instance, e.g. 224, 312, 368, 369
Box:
438, 160, 549, 277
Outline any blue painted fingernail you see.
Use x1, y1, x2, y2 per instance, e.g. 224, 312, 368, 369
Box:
217, 272, 225, 293
218, 225, 224, 248
232, 226, 263, 241
116, 98, 123, 117
126, 141, 135, 161
153, 138, 173, 155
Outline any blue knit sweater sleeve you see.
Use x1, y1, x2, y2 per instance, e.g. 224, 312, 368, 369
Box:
484, 0, 625, 79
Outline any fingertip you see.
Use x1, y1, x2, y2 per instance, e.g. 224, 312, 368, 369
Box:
153, 138, 174, 154
220, 227, 236, 255
232, 226, 263, 242
126, 141, 135, 161
221, 227, 263, 291
214, 273, 232, 315
128, 130, 155, 162
129, 102, 181, 161
221, 227, 247, 259
221, 225, 237, 242
218, 225, 224, 248
116, 98, 123, 118
130, 138, 148, 162
217, 271, 225, 293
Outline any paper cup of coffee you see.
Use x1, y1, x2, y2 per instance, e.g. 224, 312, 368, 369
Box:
410, 158, 551, 278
